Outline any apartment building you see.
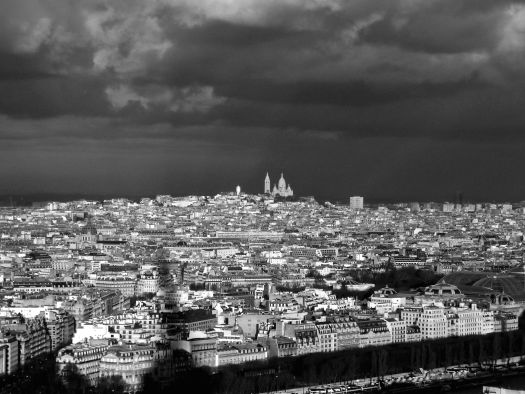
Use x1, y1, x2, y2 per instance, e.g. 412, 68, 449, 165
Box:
0, 333, 19, 375
217, 343, 267, 366
56, 339, 112, 385
99, 344, 156, 393
356, 319, 392, 347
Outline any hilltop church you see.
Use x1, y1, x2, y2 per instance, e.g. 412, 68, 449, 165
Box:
264, 172, 294, 197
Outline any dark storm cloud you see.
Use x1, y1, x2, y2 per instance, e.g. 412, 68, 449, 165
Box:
0, 52, 55, 80
355, 0, 525, 54
358, 11, 502, 54
0, 0, 523, 126
212, 73, 485, 106
0, 76, 111, 118
2, 0, 525, 199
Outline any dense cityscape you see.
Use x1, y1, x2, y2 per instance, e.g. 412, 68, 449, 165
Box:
0, 174, 524, 393
5, 0, 525, 393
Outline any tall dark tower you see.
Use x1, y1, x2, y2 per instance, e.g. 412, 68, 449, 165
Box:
455, 190, 463, 205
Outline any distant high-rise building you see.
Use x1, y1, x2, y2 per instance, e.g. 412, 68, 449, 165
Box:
349, 196, 364, 210
443, 202, 455, 212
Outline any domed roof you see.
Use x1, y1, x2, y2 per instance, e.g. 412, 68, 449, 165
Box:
472, 275, 524, 296
232, 324, 244, 335
439, 272, 487, 287
278, 173, 286, 189
424, 281, 462, 296
374, 285, 398, 296
490, 293, 515, 305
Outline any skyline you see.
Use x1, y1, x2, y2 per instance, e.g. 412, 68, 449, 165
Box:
3, 1, 525, 201
1, 174, 524, 205
0, 167, 524, 204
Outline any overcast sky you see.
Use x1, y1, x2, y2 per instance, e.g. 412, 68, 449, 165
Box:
2, 0, 525, 202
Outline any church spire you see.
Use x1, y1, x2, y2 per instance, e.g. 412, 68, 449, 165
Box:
264, 172, 271, 194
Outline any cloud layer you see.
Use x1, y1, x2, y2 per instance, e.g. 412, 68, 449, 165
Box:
2, 0, 525, 200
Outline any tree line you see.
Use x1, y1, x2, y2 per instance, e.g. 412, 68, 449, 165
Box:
153, 330, 525, 394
